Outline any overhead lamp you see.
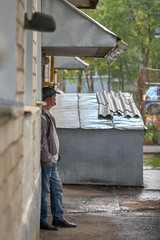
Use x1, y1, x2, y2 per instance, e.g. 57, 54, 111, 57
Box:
42, 55, 50, 65
24, 12, 56, 32
105, 40, 129, 62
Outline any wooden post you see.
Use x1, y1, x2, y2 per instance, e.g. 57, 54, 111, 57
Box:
50, 56, 54, 83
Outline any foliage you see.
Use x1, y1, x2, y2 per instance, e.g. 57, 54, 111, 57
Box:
144, 124, 159, 144
61, 69, 89, 93
62, 70, 75, 84
82, 0, 160, 93
143, 153, 160, 167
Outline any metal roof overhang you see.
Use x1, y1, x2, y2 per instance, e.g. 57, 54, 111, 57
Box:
42, 0, 128, 59
54, 56, 89, 70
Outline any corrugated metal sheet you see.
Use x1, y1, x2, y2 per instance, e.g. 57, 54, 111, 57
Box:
42, 0, 128, 60
50, 93, 80, 128
50, 93, 145, 130
96, 91, 141, 119
54, 56, 89, 70
79, 94, 113, 129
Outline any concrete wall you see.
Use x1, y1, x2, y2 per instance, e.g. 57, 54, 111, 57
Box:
16, 0, 25, 103
0, 115, 23, 240
0, 109, 41, 240
0, 0, 42, 240
20, 0, 42, 239
0, 1, 24, 240
57, 128, 144, 186
0, 0, 17, 101
20, 107, 41, 240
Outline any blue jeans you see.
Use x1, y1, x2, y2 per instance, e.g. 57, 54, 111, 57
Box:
40, 162, 64, 223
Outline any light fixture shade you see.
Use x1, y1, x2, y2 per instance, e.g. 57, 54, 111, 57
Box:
25, 12, 56, 32
105, 40, 129, 62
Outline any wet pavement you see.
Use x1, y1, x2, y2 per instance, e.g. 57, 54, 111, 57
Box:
40, 169, 160, 240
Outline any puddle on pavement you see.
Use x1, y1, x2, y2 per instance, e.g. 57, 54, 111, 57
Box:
138, 190, 160, 200
63, 183, 160, 215
77, 197, 119, 213
143, 170, 160, 190
64, 195, 120, 214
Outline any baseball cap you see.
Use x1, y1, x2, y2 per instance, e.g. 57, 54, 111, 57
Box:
43, 86, 60, 99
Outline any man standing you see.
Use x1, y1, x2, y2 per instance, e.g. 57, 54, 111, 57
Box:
40, 86, 76, 230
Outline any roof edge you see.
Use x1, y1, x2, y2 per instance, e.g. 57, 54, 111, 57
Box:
63, 0, 120, 40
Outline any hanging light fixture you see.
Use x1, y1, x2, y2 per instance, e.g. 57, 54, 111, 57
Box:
24, 12, 56, 32
105, 40, 129, 62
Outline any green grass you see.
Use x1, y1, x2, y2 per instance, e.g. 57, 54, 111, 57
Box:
143, 154, 160, 167
144, 124, 158, 145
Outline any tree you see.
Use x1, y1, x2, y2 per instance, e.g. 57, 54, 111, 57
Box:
83, 0, 160, 93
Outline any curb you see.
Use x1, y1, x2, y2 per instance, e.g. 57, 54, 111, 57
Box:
143, 145, 160, 153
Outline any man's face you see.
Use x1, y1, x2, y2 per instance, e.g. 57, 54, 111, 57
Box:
50, 94, 56, 106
